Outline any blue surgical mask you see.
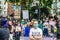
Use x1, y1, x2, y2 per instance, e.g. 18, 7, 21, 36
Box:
33, 23, 38, 28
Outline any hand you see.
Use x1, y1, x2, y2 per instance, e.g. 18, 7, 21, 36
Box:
30, 37, 36, 40
34, 36, 42, 39
34, 36, 39, 39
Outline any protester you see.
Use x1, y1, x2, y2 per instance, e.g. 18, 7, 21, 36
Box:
49, 18, 56, 26
54, 14, 58, 21
0, 18, 9, 40
39, 20, 43, 30
29, 21, 43, 40
49, 14, 53, 20
43, 22, 49, 37
49, 18, 56, 34
15, 23, 21, 40
56, 19, 60, 39
0, 14, 60, 40
8, 20, 15, 40
24, 22, 30, 37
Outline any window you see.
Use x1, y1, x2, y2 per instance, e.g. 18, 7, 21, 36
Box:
0, 10, 2, 14
4, 7, 5, 9
57, 0, 60, 2
0, 1, 1, 4
0, 6, 1, 9
4, 11, 6, 14
59, 0, 60, 1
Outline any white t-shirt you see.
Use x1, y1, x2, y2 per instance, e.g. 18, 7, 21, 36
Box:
43, 22, 49, 26
30, 28, 42, 37
15, 26, 21, 32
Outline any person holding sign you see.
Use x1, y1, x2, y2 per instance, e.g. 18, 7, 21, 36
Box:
29, 20, 43, 40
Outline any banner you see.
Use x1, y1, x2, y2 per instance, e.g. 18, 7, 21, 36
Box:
18, 5, 21, 10
22, 10, 29, 19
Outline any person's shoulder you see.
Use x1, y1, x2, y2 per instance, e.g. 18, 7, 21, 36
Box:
30, 28, 34, 30
30, 28, 34, 29
38, 28, 42, 31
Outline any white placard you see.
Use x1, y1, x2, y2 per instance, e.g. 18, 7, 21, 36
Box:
22, 10, 29, 19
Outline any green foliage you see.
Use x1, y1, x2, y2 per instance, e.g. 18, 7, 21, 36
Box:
29, 0, 53, 18
40, 7, 50, 17
15, 0, 20, 3
5, 0, 53, 19
42, 0, 53, 8
5, 0, 20, 3
9, 0, 15, 3
38, 0, 53, 17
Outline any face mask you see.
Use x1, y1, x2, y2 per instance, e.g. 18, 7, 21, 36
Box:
33, 23, 38, 28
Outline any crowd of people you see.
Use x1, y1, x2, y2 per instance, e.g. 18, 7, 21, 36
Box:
0, 14, 60, 40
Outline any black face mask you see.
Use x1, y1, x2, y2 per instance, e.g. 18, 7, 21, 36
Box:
8, 24, 11, 27
14, 24, 18, 26
30, 25, 33, 27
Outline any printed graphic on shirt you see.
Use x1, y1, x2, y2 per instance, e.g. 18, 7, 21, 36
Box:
32, 32, 40, 36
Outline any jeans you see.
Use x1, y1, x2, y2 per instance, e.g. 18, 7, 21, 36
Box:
9, 34, 13, 40
15, 32, 21, 40
43, 28, 49, 37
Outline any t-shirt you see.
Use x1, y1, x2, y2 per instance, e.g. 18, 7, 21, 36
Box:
49, 21, 56, 26
15, 26, 21, 32
43, 22, 49, 26
24, 26, 30, 37
3, 19, 8, 27
39, 24, 43, 30
30, 28, 42, 37
8, 25, 12, 31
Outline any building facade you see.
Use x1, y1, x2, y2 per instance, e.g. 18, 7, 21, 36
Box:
0, 0, 8, 17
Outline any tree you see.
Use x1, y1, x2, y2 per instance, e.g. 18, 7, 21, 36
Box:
5, 0, 53, 19
5, 0, 20, 3
39, 0, 53, 16
29, 0, 53, 20
40, 0, 53, 8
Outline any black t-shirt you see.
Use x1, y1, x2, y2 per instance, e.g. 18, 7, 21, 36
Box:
8, 25, 12, 33
0, 19, 4, 27
54, 15, 58, 20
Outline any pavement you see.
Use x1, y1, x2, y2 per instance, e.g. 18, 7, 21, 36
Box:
57, 39, 60, 40
20, 37, 57, 40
